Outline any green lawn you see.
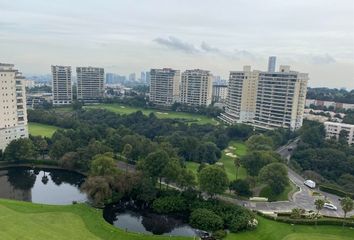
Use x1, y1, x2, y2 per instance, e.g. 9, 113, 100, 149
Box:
226, 216, 354, 240
185, 141, 248, 181
1, 199, 352, 240
0, 199, 189, 240
220, 141, 248, 181
84, 103, 217, 125
28, 122, 60, 137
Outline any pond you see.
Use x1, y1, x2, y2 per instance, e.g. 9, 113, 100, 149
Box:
0, 167, 88, 205
103, 203, 198, 237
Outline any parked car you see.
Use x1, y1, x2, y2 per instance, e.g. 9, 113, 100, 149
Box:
304, 180, 316, 189
324, 203, 337, 210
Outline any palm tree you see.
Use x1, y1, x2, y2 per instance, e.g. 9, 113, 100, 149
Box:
314, 199, 325, 226
340, 197, 354, 226
234, 157, 241, 180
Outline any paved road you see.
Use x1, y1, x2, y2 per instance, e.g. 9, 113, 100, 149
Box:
116, 139, 354, 218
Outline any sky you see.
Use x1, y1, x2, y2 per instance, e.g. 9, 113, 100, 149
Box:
0, 0, 354, 89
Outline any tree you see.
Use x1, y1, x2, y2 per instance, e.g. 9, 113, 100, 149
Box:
338, 130, 349, 145
81, 176, 112, 206
4, 138, 37, 162
122, 143, 133, 161
314, 199, 325, 225
246, 134, 274, 151
90, 152, 116, 176
59, 152, 79, 169
259, 163, 289, 195
177, 169, 196, 190
138, 150, 170, 189
229, 179, 252, 197
198, 165, 229, 197
340, 197, 354, 226
162, 158, 182, 187
234, 157, 241, 180
241, 151, 279, 176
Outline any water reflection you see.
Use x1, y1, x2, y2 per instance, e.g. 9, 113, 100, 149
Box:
104, 204, 197, 237
0, 167, 87, 205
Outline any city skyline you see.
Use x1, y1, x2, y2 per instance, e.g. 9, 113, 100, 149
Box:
0, 0, 353, 89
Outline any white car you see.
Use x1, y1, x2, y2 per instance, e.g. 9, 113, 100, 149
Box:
304, 180, 316, 189
324, 203, 337, 210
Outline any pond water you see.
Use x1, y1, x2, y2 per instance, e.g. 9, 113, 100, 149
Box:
103, 204, 197, 237
0, 167, 88, 205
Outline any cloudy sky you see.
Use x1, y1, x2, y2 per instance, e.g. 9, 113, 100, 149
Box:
1, 0, 354, 88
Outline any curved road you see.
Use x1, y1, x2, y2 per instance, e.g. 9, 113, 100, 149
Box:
220, 139, 353, 217
117, 139, 354, 217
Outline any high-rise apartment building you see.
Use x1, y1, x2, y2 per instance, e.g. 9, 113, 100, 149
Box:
51, 65, 72, 105
149, 68, 180, 106
254, 65, 308, 130
219, 66, 259, 124
180, 69, 212, 106
0, 63, 28, 151
77, 67, 104, 102
219, 59, 308, 131
268, 56, 276, 72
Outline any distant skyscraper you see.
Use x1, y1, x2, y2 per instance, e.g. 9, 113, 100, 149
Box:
77, 67, 104, 102
180, 69, 213, 106
140, 71, 146, 83
145, 71, 151, 85
0, 63, 28, 151
51, 65, 72, 105
149, 68, 180, 106
129, 73, 136, 82
268, 56, 276, 72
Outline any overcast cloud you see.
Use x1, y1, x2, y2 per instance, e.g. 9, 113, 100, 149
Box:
0, 0, 353, 88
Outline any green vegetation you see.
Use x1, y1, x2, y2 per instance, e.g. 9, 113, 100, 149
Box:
2, 198, 352, 240
260, 181, 297, 201
84, 103, 217, 125
185, 141, 248, 182
220, 141, 248, 181
0, 199, 189, 240
226, 216, 354, 240
28, 122, 60, 137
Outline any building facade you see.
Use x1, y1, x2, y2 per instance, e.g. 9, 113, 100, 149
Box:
51, 65, 72, 105
324, 121, 354, 145
219, 66, 259, 124
253, 65, 308, 131
180, 69, 212, 106
149, 68, 180, 106
219, 59, 308, 131
0, 63, 28, 151
212, 84, 228, 103
77, 67, 105, 102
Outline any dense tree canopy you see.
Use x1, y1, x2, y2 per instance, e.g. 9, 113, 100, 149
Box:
198, 165, 229, 197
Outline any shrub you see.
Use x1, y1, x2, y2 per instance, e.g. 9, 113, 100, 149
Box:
319, 184, 354, 199
290, 208, 305, 219
212, 230, 227, 239
189, 208, 224, 232
152, 195, 187, 214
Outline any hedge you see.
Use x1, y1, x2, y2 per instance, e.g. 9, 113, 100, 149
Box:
257, 212, 354, 227
319, 184, 354, 199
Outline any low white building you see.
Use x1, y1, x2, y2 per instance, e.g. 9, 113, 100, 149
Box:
324, 121, 354, 145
